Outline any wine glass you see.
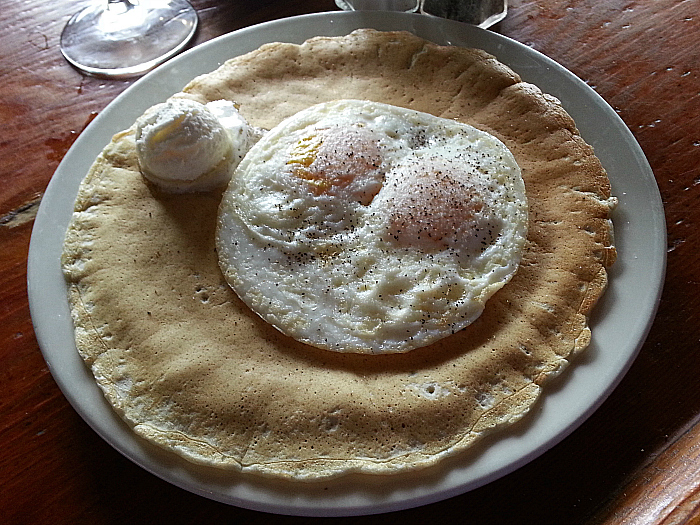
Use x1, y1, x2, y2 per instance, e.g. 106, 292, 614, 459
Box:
60, 0, 198, 78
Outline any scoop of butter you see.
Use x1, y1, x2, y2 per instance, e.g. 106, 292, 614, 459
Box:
134, 98, 259, 192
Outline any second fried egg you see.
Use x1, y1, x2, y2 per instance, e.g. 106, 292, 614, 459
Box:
216, 100, 528, 354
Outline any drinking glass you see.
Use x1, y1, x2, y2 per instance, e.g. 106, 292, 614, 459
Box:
60, 0, 198, 78
335, 0, 420, 12
420, 0, 507, 28
335, 0, 508, 28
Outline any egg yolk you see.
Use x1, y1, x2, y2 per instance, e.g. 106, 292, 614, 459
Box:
383, 157, 497, 253
287, 127, 383, 205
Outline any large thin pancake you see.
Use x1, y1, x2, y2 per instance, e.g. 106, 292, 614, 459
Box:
61, 29, 616, 480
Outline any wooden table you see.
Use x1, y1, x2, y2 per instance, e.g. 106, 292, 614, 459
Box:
2, 0, 699, 522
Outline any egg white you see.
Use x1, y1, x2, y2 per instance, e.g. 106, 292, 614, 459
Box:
216, 100, 528, 354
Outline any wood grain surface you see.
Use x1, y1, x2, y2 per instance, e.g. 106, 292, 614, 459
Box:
2, 0, 699, 523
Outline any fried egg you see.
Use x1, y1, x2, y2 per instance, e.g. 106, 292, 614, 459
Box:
216, 99, 528, 354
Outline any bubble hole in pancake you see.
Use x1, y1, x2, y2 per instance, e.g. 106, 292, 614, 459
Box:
61, 29, 616, 480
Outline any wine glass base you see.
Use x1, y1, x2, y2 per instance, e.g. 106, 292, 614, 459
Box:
60, 0, 198, 79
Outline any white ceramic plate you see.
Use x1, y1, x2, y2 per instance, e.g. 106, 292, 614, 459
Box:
28, 11, 666, 517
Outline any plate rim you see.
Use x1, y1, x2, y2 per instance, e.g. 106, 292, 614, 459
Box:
28, 10, 666, 517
